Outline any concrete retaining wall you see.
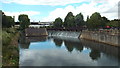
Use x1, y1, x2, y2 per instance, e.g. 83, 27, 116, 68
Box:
25, 27, 48, 36
80, 30, 120, 47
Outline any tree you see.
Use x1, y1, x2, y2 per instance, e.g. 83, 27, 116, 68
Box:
64, 12, 75, 28
18, 14, 30, 30
53, 17, 63, 28
5, 16, 14, 27
101, 16, 109, 28
87, 12, 104, 29
74, 13, 85, 27
106, 19, 120, 28
2, 11, 15, 28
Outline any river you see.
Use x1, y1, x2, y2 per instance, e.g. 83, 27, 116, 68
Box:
19, 36, 120, 66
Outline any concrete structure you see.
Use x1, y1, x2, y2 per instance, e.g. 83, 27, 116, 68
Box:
80, 29, 120, 47
48, 30, 81, 38
15, 22, 53, 28
25, 27, 48, 36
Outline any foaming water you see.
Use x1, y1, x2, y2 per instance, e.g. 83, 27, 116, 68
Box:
48, 31, 81, 38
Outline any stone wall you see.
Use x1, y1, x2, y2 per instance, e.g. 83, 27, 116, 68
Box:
80, 29, 120, 47
25, 27, 48, 36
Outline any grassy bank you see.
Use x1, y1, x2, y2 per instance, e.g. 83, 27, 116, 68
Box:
2, 28, 19, 66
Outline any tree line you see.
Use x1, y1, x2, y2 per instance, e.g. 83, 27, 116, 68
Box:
1, 10, 30, 30
53, 12, 120, 29
1, 10, 119, 30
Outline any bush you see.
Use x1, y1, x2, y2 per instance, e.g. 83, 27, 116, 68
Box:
2, 28, 16, 45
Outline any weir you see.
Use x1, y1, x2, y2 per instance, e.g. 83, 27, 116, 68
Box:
48, 30, 81, 38
25, 27, 48, 36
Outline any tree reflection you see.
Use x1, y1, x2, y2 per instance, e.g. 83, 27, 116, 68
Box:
19, 31, 30, 49
53, 38, 63, 47
64, 40, 74, 52
89, 49, 101, 60
74, 42, 83, 52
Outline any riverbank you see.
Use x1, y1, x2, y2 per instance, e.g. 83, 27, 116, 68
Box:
80, 29, 120, 47
48, 29, 120, 47
2, 28, 19, 66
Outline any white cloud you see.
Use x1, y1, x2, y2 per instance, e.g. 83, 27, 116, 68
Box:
41, 0, 119, 22
4, 11, 40, 22
1, 0, 86, 6
2, 0, 119, 21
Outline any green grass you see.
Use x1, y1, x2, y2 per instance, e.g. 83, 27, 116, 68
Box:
2, 28, 19, 66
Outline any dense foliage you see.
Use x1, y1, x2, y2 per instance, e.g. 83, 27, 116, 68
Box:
74, 13, 85, 27
2, 28, 19, 66
2, 11, 15, 28
53, 17, 63, 28
1, 11, 19, 66
18, 14, 30, 30
106, 19, 120, 28
64, 12, 75, 28
53, 11, 119, 29
87, 12, 104, 29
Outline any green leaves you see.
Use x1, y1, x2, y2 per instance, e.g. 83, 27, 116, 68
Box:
87, 12, 107, 29
107, 20, 120, 28
64, 12, 75, 28
75, 13, 84, 27
18, 14, 30, 30
2, 11, 15, 28
53, 17, 63, 28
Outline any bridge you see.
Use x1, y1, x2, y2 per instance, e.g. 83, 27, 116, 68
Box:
15, 22, 53, 28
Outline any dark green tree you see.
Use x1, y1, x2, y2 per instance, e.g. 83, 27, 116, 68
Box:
5, 16, 14, 27
53, 17, 63, 28
86, 15, 89, 28
2, 11, 15, 28
75, 13, 85, 27
101, 16, 109, 28
86, 15, 89, 21
106, 19, 120, 28
87, 12, 104, 29
64, 12, 75, 28
18, 14, 30, 30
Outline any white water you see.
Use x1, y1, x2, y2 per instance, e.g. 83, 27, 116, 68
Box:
48, 31, 81, 38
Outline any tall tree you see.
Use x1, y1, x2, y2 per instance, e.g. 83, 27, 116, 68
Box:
18, 14, 30, 30
2, 11, 14, 28
101, 16, 109, 28
75, 13, 85, 27
87, 12, 103, 29
53, 17, 63, 28
64, 12, 75, 28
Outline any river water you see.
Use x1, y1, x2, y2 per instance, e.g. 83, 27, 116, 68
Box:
19, 36, 120, 66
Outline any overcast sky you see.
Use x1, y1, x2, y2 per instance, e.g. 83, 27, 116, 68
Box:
0, 0, 119, 22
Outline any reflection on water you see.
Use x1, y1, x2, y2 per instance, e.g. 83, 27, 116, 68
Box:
53, 38, 63, 47
89, 49, 101, 60
19, 36, 120, 66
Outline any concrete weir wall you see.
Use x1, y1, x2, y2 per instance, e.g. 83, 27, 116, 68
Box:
25, 28, 48, 36
80, 30, 120, 47
48, 30, 81, 38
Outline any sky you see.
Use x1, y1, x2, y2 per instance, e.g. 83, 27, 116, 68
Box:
0, 0, 119, 22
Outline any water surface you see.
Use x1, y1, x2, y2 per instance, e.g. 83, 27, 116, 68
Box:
19, 36, 119, 66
